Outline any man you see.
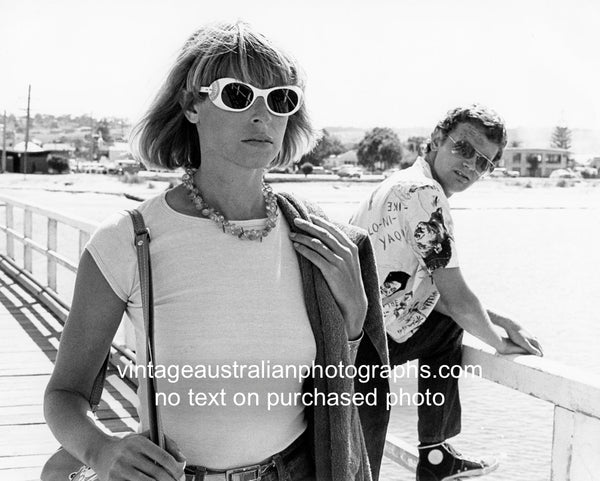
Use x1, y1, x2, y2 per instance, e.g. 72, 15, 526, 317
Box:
351, 105, 543, 481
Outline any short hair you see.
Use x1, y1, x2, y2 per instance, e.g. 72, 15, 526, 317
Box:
427, 104, 507, 163
131, 21, 315, 170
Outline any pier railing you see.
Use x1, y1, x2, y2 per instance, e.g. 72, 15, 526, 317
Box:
1, 194, 599, 481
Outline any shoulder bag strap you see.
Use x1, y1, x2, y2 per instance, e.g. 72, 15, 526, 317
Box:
128, 209, 165, 449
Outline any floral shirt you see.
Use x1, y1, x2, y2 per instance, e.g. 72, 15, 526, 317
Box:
350, 158, 459, 343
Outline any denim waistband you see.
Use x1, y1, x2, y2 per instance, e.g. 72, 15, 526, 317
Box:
184, 432, 308, 481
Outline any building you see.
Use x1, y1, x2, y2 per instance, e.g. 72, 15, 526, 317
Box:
108, 141, 133, 161
588, 157, 600, 170
43, 142, 76, 159
323, 150, 359, 170
501, 147, 570, 177
0, 141, 51, 173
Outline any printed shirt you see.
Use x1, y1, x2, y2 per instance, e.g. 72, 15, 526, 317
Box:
350, 158, 459, 343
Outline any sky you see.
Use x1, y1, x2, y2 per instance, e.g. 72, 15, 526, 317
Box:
1, 0, 600, 131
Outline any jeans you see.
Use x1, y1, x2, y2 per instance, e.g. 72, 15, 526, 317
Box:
387, 310, 463, 444
184, 431, 315, 481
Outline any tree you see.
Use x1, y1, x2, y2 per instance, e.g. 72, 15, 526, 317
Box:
300, 162, 314, 177
299, 129, 345, 166
357, 127, 403, 171
551, 125, 572, 150
47, 155, 70, 174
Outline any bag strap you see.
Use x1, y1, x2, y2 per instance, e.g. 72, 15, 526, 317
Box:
128, 209, 164, 449
83, 210, 162, 448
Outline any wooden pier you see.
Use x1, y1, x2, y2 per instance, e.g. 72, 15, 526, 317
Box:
2, 193, 600, 481
0, 267, 138, 480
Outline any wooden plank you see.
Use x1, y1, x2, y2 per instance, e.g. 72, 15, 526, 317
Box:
0, 351, 55, 376
0, 466, 47, 481
0, 424, 65, 456
0, 404, 139, 426
0, 422, 135, 458
0, 375, 50, 407
0, 453, 52, 470
0, 374, 137, 406
0, 326, 58, 353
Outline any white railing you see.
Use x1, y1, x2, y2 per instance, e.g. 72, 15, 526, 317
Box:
383, 342, 600, 481
0, 194, 134, 357
0, 194, 95, 319
1, 194, 599, 481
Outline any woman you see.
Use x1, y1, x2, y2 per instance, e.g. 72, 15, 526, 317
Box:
44, 22, 389, 481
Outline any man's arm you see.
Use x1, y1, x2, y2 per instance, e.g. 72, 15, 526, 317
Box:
432, 266, 542, 356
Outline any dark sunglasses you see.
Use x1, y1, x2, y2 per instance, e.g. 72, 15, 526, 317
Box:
448, 135, 496, 176
198, 78, 303, 117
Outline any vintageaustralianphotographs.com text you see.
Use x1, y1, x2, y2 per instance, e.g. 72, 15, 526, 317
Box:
117, 360, 482, 385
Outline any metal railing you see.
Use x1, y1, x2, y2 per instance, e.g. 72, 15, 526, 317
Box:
1, 193, 599, 481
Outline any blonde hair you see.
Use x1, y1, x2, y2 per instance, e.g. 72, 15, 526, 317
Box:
131, 21, 315, 169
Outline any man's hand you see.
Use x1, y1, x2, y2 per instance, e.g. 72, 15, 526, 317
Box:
504, 323, 543, 357
487, 311, 543, 357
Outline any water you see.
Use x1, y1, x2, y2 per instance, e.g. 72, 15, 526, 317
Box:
272, 180, 600, 481
2, 178, 599, 480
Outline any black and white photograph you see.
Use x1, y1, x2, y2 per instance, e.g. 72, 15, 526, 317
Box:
0, 1, 599, 480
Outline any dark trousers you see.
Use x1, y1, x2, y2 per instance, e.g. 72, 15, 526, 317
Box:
387, 310, 463, 444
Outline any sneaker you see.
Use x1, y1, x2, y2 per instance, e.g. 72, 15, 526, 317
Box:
416, 442, 499, 481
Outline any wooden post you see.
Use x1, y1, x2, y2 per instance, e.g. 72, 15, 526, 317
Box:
78, 230, 90, 259
570, 412, 600, 480
23, 209, 32, 272
47, 218, 58, 291
551, 406, 574, 481
5, 204, 14, 259
1, 110, 6, 173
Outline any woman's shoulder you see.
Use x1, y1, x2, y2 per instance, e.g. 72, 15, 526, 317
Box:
90, 192, 165, 243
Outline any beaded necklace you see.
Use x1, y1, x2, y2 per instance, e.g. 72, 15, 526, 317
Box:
181, 168, 278, 241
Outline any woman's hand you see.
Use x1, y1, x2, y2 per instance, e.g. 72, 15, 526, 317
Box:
93, 432, 186, 481
291, 215, 367, 340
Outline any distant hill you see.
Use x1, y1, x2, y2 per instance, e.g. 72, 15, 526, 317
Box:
326, 126, 600, 157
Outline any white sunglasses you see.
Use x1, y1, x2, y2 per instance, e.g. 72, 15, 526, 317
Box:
198, 77, 303, 117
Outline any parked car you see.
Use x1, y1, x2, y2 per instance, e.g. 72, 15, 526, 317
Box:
310, 166, 333, 175
337, 166, 362, 178
549, 169, 581, 179
268, 165, 294, 174
489, 167, 520, 178
78, 161, 108, 174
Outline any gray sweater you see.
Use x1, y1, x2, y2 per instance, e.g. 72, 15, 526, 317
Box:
277, 193, 390, 481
